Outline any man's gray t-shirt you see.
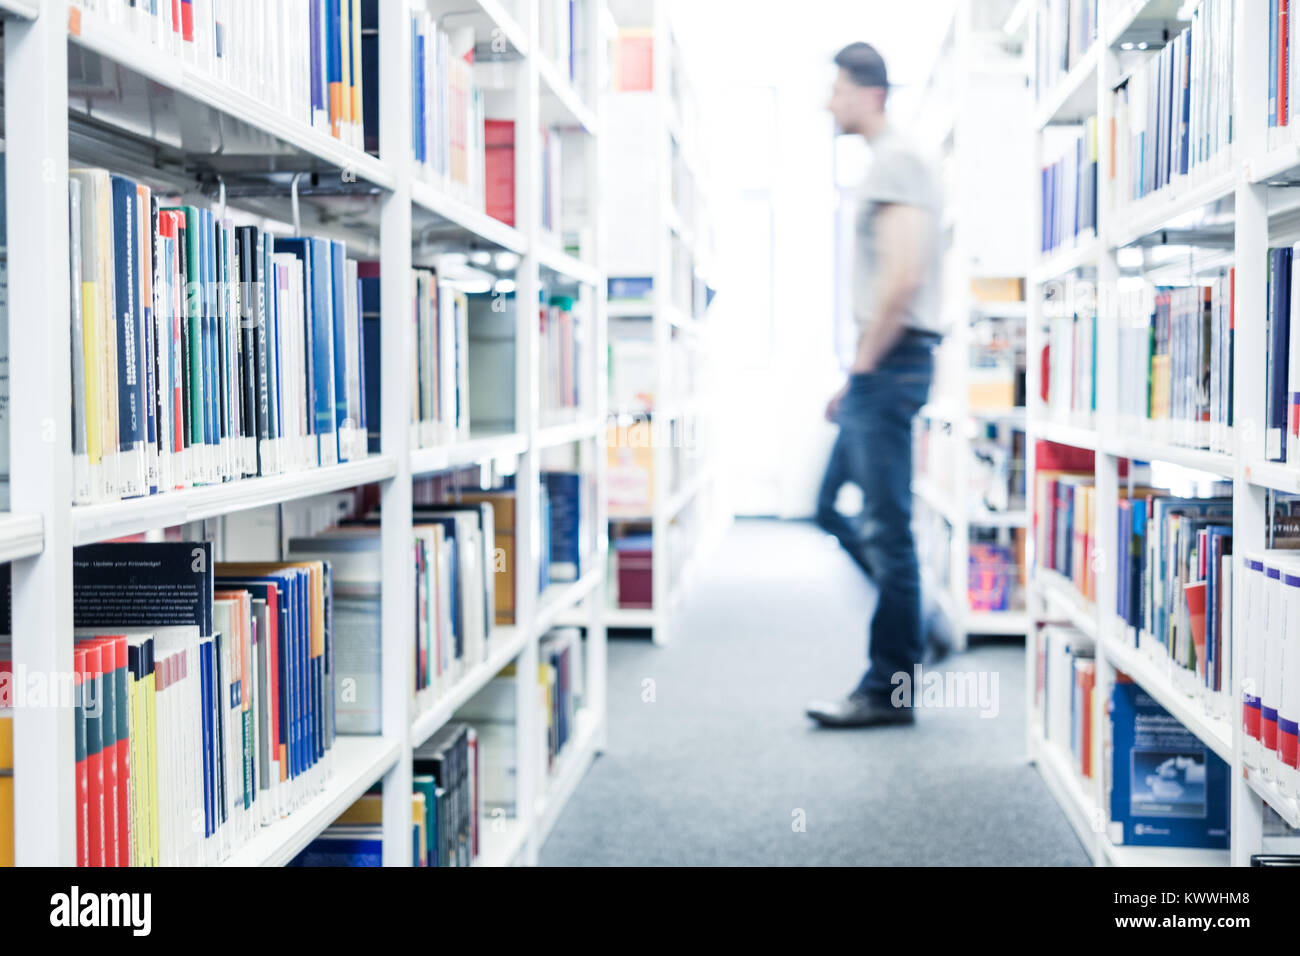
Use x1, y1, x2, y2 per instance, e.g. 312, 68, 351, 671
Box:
854, 129, 944, 335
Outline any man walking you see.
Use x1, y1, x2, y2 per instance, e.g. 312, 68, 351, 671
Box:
806, 42, 947, 728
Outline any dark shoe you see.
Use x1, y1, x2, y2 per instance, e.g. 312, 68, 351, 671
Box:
805, 692, 915, 728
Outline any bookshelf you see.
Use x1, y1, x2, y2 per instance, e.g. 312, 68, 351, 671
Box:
1024, 0, 1297, 866
3, 0, 608, 866
590, 0, 726, 645
910, 2, 1034, 650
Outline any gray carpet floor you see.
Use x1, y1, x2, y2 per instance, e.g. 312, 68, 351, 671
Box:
539, 518, 1091, 866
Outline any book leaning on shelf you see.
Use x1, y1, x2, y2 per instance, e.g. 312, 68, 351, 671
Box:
68, 169, 369, 506
1114, 272, 1234, 453
407, 265, 470, 450
1040, 294, 1096, 424
69, 0, 371, 150
1109, 0, 1234, 207
1263, 245, 1300, 464
539, 295, 584, 425
14, 542, 339, 866
538, 627, 584, 779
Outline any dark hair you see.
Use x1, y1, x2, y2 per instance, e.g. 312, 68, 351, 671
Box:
834, 42, 889, 89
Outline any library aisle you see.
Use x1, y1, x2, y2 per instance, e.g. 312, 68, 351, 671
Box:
542, 519, 1088, 866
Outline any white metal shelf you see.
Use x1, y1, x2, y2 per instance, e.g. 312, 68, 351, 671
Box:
535, 416, 603, 448
1035, 569, 1098, 640
533, 708, 600, 846
409, 431, 530, 476
473, 816, 527, 867
71, 456, 398, 545
965, 610, 1030, 635
1106, 160, 1239, 250
409, 624, 529, 749
411, 178, 528, 254
537, 242, 602, 286
219, 735, 402, 867
1106, 436, 1237, 476
1100, 622, 1233, 763
1031, 418, 1100, 451
1244, 459, 1300, 495
1032, 42, 1100, 129
1243, 770, 1300, 831
1030, 732, 1101, 863
67, 6, 395, 190
0, 0, 38, 18
1029, 234, 1101, 283
0, 513, 44, 563
534, 566, 604, 639
537, 54, 599, 133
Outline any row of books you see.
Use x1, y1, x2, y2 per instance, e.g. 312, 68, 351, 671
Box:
1032, 0, 1098, 104
1038, 625, 1096, 780
540, 295, 584, 423
411, 267, 470, 449
290, 722, 482, 866
539, 627, 584, 777
69, 168, 369, 506
969, 539, 1023, 613
1110, 0, 1235, 205
1115, 272, 1235, 452
4, 542, 334, 866
1114, 492, 1233, 712
1041, 306, 1097, 422
1036, 625, 1231, 848
410, 16, 483, 208
1241, 550, 1300, 797
1035, 468, 1097, 602
1040, 117, 1098, 254
70, 0, 371, 151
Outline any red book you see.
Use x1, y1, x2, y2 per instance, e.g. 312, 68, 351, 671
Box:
80, 642, 106, 867
484, 119, 516, 227
94, 635, 130, 866
78, 637, 120, 866
1281, 0, 1290, 127
72, 647, 89, 867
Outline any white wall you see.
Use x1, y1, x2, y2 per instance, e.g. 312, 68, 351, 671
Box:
670, 0, 955, 517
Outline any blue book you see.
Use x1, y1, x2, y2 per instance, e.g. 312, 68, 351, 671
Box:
199, 636, 215, 839
355, 272, 368, 442
358, 265, 381, 452
309, 0, 324, 126
1267, 247, 1292, 461
538, 483, 551, 592
416, 28, 426, 165
361, 0, 379, 154
110, 175, 147, 496
202, 209, 219, 470
329, 241, 350, 456
1109, 679, 1229, 847
263, 237, 283, 449
288, 830, 383, 866
542, 471, 583, 582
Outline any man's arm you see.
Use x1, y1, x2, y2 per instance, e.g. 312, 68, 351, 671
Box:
852, 202, 929, 374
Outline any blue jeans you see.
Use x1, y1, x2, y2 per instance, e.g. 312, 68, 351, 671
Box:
815, 332, 936, 703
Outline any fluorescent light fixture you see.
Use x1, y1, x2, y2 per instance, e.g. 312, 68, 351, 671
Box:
495, 251, 520, 271
468, 250, 492, 266
495, 278, 517, 294
1117, 247, 1145, 269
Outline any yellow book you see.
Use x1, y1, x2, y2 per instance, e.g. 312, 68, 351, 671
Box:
0, 709, 13, 866
336, 791, 383, 825
144, 653, 159, 866
70, 171, 106, 475
412, 793, 427, 867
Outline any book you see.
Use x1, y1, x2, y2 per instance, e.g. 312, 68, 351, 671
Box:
1032, 0, 1098, 104
1108, 676, 1229, 848
1039, 116, 1097, 255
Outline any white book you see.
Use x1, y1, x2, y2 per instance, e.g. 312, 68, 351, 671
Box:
1264, 559, 1286, 783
